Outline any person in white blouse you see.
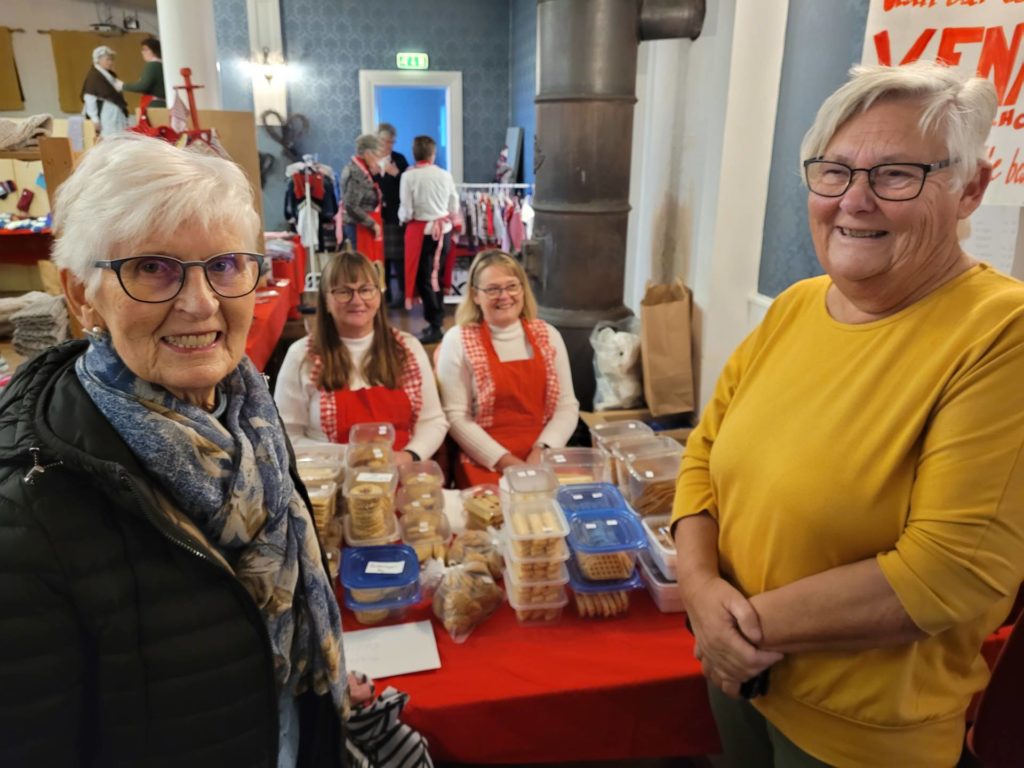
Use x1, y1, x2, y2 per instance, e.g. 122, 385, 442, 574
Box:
274, 251, 447, 464
435, 249, 580, 487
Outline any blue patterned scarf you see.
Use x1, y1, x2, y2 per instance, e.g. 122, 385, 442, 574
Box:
76, 335, 346, 714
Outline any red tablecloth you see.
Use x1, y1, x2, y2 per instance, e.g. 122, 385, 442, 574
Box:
0, 230, 53, 265
270, 236, 307, 320
342, 592, 720, 764
340, 594, 1012, 765
245, 288, 290, 371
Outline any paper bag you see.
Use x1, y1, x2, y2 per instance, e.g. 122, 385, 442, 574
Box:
640, 278, 694, 416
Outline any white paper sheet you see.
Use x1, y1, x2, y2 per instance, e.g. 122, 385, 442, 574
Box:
342, 620, 441, 680
963, 205, 1021, 276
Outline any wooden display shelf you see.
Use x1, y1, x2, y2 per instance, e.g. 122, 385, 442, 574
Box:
0, 149, 42, 161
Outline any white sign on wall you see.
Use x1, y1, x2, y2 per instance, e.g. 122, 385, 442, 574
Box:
862, 1, 1024, 207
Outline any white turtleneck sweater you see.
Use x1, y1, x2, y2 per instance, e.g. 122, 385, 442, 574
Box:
435, 320, 580, 470
273, 331, 447, 459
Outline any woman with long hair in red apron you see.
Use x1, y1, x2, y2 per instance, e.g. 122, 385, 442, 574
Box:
273, 252, 447, 465
434, 250, 580, 487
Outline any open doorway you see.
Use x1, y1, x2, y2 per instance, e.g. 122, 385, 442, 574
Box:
358, 70, 464, 182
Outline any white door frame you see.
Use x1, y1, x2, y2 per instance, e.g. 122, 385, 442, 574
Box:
358, 69, 464, 183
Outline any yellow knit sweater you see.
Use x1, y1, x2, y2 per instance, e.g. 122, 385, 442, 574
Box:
673, 264, 1024, 767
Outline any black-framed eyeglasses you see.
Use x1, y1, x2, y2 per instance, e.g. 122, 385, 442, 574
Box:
475, 281, 522, 299
329, 284, 380, 303
94, 252, 264, 303
803, 158, 953, 201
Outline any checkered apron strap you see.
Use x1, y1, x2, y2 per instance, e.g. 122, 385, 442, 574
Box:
461, 324, 495, 428
526, 319, 559, 423
308, 337, 342, 443
391, 330, 423, 427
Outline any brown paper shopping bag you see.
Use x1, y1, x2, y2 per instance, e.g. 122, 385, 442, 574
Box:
640, 278, 695, 416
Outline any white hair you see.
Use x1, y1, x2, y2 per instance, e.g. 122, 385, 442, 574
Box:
52, 133, 261, 296
800, 61, 998, 189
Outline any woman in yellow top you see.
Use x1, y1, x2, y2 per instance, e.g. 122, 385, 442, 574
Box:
673, 61, 1024, 768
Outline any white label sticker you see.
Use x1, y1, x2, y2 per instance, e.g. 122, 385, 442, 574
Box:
572, 493, 583, 500
592, 492, 604, 499
417, 522, 430, 533
357, 472, 394, 483
554, 455, 567, 463
644, 470, 655, 479
365, 561, 405, 575
606, 519, 619, 526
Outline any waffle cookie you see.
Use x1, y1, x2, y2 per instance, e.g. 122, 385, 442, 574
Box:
576, 551, 634, 581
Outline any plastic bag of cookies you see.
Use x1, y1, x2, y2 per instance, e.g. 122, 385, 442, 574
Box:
446, 529, 503, 579
431, 560, 504, 643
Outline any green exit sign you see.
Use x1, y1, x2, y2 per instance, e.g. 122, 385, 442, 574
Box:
396, 52, 429, 70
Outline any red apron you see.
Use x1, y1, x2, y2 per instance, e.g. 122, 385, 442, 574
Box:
325, 386, 412, 450
456, 321, 547, 488
356, 210, 384, 264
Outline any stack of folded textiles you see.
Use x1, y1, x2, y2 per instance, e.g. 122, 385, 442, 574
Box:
12, 293, 69, 360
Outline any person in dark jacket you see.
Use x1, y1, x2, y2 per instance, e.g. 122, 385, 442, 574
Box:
120, 36, 166, 108
376, 123, 409, 307
81, 45, 129, 137
0, 133, 348, 768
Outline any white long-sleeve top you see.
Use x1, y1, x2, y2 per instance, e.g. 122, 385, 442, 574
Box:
435, 321, 580, 470
273, 331, 448, 459
398, 164, 459, 233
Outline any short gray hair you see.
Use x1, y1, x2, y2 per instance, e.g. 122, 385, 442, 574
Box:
355, 133, 380, 155
377, 123, 397, 139
52, 133, 261, 296
800, 61, 998, 189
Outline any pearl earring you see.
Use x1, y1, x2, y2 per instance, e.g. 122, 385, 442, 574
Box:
84, 326, 108, 343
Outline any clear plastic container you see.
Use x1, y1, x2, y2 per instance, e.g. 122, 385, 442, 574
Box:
348, 422, 396, 447
501, 466, 559, 511
567, 557, 644, 619
502, 564, 568, 607
398, 459, 445, 497
640, 513, 677, 581
504, 567, 569, 626
638, 549, 685, 614
501, 538, 569, 583
590, 419, 654, 450
345, 442, 394, 470
296, 455, 345, 485
398, 501, 452, 564
556, 482, 630, 518
540, 447, 612, 485
624, 453, 680, 518
396, 486, 445, 517
567, 508, 646, 582
343, 507, 399, 547
606, 434, 666, 486
342, 544, 420, 604
305, 481, 339, 539
620, 435, 685, 464
460, 484, 503, 530
504, 498, 569, 559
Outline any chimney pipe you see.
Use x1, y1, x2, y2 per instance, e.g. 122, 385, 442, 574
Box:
527, 0, 705, 411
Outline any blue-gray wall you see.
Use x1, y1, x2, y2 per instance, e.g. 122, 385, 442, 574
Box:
757, 0, 869, 297
509, 0, 536, 185
282, 0, 509, 184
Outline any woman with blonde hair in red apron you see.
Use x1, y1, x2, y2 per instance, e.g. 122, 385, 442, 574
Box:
435, 249, 580, 487
274, 252, 447, 464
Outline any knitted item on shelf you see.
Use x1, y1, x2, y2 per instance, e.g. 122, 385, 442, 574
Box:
11, 293, 69, 359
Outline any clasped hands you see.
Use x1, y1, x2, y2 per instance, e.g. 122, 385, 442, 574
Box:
684, 575, 783, 700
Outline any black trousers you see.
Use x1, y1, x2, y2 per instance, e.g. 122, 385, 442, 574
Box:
416, 230, 452, 329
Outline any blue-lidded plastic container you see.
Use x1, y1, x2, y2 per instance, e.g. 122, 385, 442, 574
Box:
342, 544, 420, 605
566, 556, 644, 618
566, 507, 647, 582
556, 482, 630, 518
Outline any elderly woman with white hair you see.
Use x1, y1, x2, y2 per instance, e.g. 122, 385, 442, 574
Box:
0, 134, 350, 767
340, 133, 384, 263
673, 62, 1024, 767
81, 45, 129, 137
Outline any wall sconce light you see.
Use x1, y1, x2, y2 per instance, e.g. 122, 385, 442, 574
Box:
259, 46, 275, 84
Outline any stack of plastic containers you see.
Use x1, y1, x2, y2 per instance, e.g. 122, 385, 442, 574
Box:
637, 514, 684, 613
540, 446, 612, 485
624, 453, 680, 518
342, 423, 398, 546
342, 544, 421, 625
394, 459, 450, 563
501, 466, 571, 626
558, 483, 646, 619
611, 435, 683, 491
589, 419, 654, 451
294, 443, 346, 579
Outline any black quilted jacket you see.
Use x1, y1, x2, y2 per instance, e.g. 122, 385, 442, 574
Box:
0, 341, 343, 767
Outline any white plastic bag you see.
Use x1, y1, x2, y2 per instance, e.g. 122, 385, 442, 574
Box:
590, 318, 643, 411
